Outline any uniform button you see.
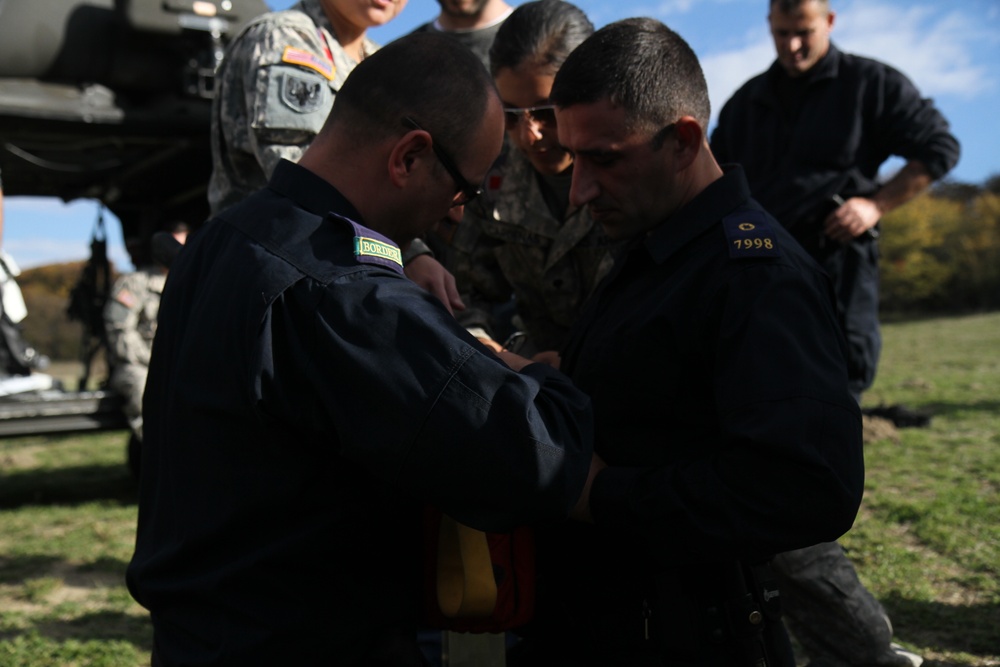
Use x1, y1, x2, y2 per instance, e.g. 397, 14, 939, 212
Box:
749, 611, 763, 625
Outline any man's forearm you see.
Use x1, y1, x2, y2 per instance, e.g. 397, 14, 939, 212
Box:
871, 160, 933, 217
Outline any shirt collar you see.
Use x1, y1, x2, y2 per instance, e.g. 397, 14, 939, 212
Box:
765, 41, 842, 89
295, 0, 333, 33
643, 165, 754, 264
267, 159, 366, 225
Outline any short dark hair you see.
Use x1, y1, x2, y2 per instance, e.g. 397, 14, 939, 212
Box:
550, 18, 711, 132
770, 0, 829, 13
488, 0, 593, 78
324, 33, 497, 163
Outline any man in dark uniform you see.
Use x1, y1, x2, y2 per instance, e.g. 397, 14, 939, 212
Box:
507, 18, 864, 667
127, 33, 599, 667
710, 2, 958, 664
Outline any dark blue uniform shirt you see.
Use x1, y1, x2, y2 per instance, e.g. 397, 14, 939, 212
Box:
530, 167, 864, 665
127, 160, 594, 666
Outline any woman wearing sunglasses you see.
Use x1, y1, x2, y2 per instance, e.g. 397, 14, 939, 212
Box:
448, 0, 621, 365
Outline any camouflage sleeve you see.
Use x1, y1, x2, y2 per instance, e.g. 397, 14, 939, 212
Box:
225, 11, 337, 180
451, 202, 514, 340
104, 273, 151, 367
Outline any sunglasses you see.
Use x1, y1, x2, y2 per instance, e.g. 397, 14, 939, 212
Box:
402, 116, 482, 207
503, 105, 557, 131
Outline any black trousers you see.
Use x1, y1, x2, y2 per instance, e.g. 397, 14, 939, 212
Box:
818, 236, 882, 398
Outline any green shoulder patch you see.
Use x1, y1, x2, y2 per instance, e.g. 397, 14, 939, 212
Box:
354, 235, 403, 269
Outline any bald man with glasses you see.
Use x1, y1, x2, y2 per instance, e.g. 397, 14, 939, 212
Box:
128, 34, 600, 666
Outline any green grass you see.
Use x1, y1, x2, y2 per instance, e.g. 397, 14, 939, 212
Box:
850, 312, 1000, 665
1, 313, 998, 666
0, 432, 150, 666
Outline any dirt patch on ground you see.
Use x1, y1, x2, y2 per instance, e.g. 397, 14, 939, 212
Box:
0, 445, 41, 470
863, 415, 900, 444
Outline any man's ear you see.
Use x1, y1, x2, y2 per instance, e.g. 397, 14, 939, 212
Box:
388, 130, 432, 188
673, 116, 704, 171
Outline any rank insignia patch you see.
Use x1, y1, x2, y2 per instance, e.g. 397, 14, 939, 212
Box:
722, 209, 780, 258
281, 46, 335, 80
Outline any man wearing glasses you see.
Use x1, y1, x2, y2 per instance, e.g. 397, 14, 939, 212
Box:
127, 34, 599, 666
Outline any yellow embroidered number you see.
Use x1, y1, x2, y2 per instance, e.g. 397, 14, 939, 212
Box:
733, 238, 774, 250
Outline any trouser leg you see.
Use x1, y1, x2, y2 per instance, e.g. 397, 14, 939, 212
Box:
822, 239, 881, 398
111, 365, 147, 440
772, 542, 911, 666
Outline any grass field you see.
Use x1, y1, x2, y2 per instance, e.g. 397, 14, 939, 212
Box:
0, 313, 998, 666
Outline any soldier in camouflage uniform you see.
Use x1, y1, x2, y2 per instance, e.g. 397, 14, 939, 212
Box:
451, 0, 619, 359
104, 267, 166, 440
455, 146, 617, 356
208, 0, 401, 214
104, 224, 188, 440
208, 0, 468, 314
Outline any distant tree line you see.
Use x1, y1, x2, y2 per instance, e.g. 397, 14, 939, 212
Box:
12, 174, 1000, 362
17, 261, 119, 365
880, 173, 1000, 313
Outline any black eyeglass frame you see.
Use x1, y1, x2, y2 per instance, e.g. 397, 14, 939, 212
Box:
502, 104, 557, 129
402, 116, 483, 207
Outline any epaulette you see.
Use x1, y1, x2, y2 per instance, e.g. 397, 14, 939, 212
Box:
721, 209, 780, 259
333, 214, 404, 274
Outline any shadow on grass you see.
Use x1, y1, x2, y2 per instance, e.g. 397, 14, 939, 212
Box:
0, 463, 137, 509
41, 609, 153, 648
884, 593, 1000, 657
0, 610, 153, 652
0, 554, 132, 586
0, 554, 62, 584
918, 399, 1000, 421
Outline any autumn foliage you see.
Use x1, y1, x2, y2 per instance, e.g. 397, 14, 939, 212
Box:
879, 178, 1000, 312
17, 261, 119, 363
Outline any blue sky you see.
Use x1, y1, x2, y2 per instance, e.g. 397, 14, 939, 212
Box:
4, 0, 998, 270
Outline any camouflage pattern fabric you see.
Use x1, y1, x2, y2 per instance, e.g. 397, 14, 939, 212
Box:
451, 147, 620, 353
103, 268, 166, 439
208, 0, 377, 214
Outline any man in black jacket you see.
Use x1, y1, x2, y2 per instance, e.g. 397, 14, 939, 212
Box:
711, 2, 958, 665
711, 0, 959, 401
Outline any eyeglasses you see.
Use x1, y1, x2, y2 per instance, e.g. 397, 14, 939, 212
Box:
402, 116, 482, 207
503, 105, 557, 131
